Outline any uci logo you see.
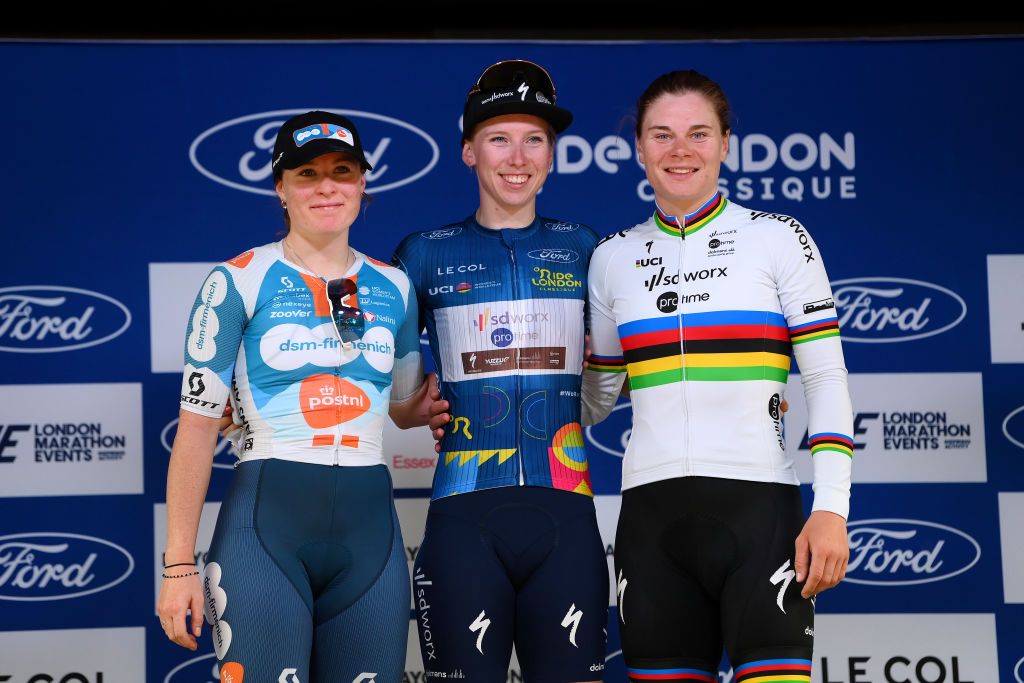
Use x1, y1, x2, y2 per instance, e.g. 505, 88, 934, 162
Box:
190, 110, 440, 196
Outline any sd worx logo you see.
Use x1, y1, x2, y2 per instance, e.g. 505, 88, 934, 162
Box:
190, 109, 439, 196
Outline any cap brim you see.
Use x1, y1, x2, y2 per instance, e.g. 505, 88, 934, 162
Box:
467, 101, 573, 136
279, 139, 373, 172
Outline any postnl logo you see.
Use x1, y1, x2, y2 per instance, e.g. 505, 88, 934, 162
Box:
190, 109, 439, 196
299, 374, 370, 428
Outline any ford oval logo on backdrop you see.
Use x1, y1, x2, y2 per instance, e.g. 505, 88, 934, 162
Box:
164, 652, 219, 683
189, 109, 439, 196
845, 518, 980, 586
830, 277, 966, 343
1003, 405, 1024, 451
161, 418, 236, 470
0, 286, 132, 353
584, 402, 633, 458
0, 532, 134, 601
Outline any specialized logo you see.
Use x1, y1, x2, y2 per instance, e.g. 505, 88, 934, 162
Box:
0, 532, 134, 601
528, 248, 579, 263
293, 122, 353, 147
0, 286, 132, 353
421, 227, 462, 240
299, 375, 371, 428
617, 569, 628, 624
204, 562, 233, 659
221, 661, 244, 683
531, 267, 582, 291
561, 604, 583, 647
1003, 405, 1024, 451
831, 277, 966, 343
803, 297, 835, 314
278, 669, 300, 683
770, 559, 797, 614
190, 109, 439, 195
845, 519, 981, 585
469, 610, 491, 654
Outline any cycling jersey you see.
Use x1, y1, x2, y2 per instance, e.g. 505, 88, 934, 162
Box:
179, 242, 423, 467
392, 215, 599, 499
584, 193, 854, 517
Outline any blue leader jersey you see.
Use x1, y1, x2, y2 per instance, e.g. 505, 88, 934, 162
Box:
392, 215, 599, 499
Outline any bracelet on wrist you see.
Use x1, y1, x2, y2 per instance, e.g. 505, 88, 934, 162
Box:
163, 562, 197, 570
162, 571, 200, 579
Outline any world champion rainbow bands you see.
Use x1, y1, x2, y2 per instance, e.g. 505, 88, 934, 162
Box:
653, 192, 727, 238
789, 316, 840, 344
808, 432, 854, 458
626, 666, 715, 681
734, 657, 812, 683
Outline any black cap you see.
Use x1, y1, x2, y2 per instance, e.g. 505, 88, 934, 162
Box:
272, 110, 372, 178
462, 60, 573, 139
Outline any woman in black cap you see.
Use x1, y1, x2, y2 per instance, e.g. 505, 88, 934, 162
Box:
158, 111, 431, 682
392, 60, 608, 682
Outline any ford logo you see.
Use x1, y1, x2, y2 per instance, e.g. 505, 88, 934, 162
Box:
584, 402, 632, 458
163, 652, 219, 683
1014, 655, 1024, 683
831, 277, 966, 343
845, 518, 980, 586
161, 418, 236, 470
421, 227, 462, 240
527, 248, 579, 263
189, 109, 439, 196
544, 222, 580, 232
0, 532, 135, 601
1003, 405, 1024, 451
0, 286, 131, 354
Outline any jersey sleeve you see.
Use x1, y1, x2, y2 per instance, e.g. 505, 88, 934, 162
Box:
582, 239, 627, 427
390, 272, 425, 403
180, 265, 248, 418
769, 218, 854, 518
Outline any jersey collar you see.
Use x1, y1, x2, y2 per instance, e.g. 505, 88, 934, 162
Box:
653, 192, 727, 238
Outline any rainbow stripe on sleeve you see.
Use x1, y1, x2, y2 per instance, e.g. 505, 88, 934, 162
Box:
626, 667, 715, 681
588, 354, 627, 373
808, 432, 854, 458
618, 311, 792, 390
734, 658, 812, 682
789, 317, 840, 344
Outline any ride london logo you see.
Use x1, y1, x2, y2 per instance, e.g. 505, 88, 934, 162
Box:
830, 277, 966, 343
189, 109, 440, 196
0, 286, 131, 353
0, 532, 134, 601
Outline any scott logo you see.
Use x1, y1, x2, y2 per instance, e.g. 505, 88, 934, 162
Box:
845, 519, 980, 586
527, 248, 579, 263
0, 532, 134, 601
0, 287, 131, 353
831, 277, 966, 343
1003, 405, 1024, 451
189, 109, 439, 196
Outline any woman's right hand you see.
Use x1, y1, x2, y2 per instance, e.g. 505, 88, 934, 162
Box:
156, 571, 205, 651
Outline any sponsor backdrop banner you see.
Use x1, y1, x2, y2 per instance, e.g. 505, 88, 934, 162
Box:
1, 37, 1022, 681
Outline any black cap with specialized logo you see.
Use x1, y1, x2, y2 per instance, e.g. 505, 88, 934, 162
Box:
272, 110, 372, 179
462, 59, 573, 139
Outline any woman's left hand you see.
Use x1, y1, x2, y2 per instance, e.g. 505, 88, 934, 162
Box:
793, 510, 848, 598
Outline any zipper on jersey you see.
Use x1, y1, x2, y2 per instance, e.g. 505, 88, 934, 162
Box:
675, 218, 691, 477
508, 240, 525, 486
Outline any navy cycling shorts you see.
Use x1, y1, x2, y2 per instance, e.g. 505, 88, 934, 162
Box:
203, 460, 409, 683
413, 486, 609, 682
615, 476, 814, 682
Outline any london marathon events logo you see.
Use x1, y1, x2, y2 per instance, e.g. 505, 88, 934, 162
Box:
831, 277, 966, 343
0, 532, 135, 600
845, 519, 980, 586
190, 109, 440, 196
0, 286, 131, 353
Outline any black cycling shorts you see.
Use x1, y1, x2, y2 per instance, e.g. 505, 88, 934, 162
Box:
413, 486, 609, 682
614, 476, 814, 682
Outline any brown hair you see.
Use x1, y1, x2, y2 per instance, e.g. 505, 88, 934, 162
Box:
635, 70, 731, 138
